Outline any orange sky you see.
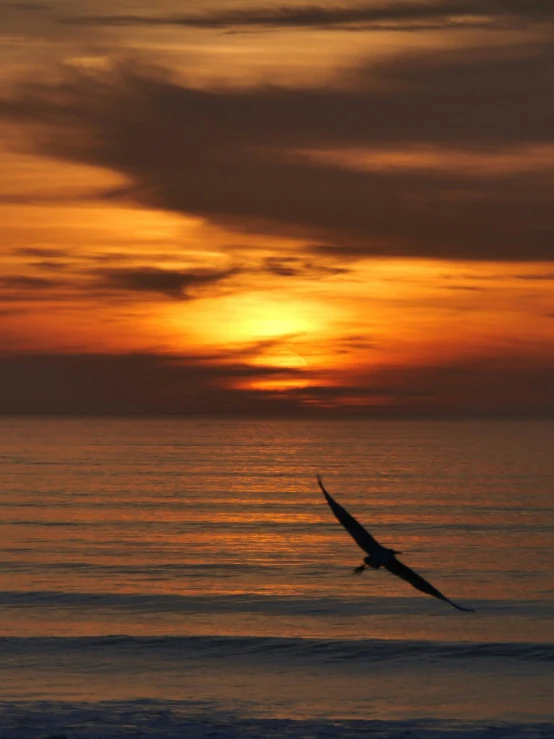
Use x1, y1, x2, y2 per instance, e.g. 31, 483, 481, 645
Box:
1, 1, 554, 415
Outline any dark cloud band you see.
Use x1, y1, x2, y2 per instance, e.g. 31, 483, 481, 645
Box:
1, 349, 553, 416
2, 42, 554, 261
60, 1, 554, 31
94, 266, 239, 299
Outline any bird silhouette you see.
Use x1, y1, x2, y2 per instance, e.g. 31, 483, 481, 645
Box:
317, 475, 474, 612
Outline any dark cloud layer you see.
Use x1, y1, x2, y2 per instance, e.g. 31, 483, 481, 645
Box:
1, 349, 553, 416
263, 256, 344, 278
0, 276, 59, 303
0, 351, 304, 415
2, 40, 554, 262
1, 254, 238, 303
0, 2, 47, 9
61, 1, 554, 31
1, 275, 56, 289
94, 266, 238, 299
345, 355, 554, 415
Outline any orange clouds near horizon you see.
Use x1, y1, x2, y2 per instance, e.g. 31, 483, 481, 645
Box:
1, 1, 554, 415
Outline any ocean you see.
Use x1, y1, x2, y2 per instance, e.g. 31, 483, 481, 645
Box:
0, 417, 553, 738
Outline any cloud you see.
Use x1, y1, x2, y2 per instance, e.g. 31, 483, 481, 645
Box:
2, 44, 554, 261
0, 186, 131, 205
4, 248, 241, 302
288, 352, 554, 416
0, 274, 62, 304
263, 256, 345, 278
0, 275, 57, 290
333, 334, 378, 352
513, 272, 554, 280
93, 265, 239, 299
0, 350, 306, 415
1, 348, 553, 416
32, 260, 69, 272
12, 247, 72, 274
0, 1, 54, 43
0, 2, 48, 9
353, 354, 554, 416
59, 1, 554, 31
0, 307, 28, 316
14, 247, 69, 258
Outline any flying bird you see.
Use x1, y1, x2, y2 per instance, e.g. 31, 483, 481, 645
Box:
317, 475, 474, 612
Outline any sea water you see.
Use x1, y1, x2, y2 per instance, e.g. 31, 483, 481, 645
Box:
0, 417, 553, 738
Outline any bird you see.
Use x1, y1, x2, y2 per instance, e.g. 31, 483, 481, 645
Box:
317, 475, 474, 612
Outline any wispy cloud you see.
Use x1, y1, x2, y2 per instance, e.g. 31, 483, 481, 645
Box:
0, 2, 48, 9
263, 256, 345, 278
0, 307, 28, 316
60, 1, 554, 32
1, 256, 241, 304
0, 275, 58, 290
93, 265, 239, 299
14, 247, 69, 258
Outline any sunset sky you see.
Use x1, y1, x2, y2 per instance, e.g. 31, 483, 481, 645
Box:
1, 0, 554, 415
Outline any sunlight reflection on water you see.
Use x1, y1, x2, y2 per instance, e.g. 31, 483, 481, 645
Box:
0, 418, 553, 721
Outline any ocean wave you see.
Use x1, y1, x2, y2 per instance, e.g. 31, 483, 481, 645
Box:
0, 589, 550, 618
1, 633, 552, 666
0, 700, 552, 739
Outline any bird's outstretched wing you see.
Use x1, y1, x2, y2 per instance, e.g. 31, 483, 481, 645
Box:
386, 557, 474, 612
317, 475, 380, 555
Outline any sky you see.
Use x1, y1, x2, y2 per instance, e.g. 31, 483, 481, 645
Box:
1, 0, 554, 416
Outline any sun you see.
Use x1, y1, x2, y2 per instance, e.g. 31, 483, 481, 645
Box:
233, 297, 315, 341
165, 291, 329, 349
159, 288, 348, 397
